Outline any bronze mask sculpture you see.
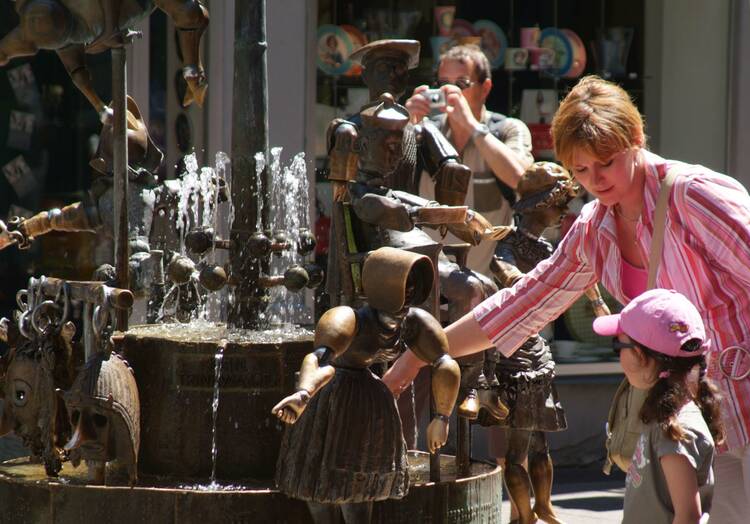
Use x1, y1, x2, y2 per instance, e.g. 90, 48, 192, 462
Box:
63, 351, 140, 485
273, 247, 460, 524
0, 0, 209, 114
0, 301, 77, 477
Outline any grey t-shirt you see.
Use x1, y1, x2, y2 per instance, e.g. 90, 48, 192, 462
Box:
622, 401, 715, 524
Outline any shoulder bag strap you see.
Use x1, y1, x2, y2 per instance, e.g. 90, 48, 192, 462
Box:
647, 166, 678, 289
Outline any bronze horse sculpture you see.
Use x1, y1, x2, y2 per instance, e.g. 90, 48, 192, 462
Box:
0, 0, 209, 115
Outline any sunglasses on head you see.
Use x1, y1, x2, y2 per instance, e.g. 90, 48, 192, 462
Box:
435, 78, 478, 90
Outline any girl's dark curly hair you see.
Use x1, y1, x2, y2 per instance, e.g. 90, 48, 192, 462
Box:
638, 339, 725, 445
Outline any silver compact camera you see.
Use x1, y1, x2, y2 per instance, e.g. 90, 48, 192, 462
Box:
422, 88, 446, 109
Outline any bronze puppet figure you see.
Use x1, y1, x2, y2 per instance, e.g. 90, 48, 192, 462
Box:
0, 0, 209, 115
482, 162, 582, 524
327, 92, 508, 425
325, 41, 506, 422
273, 247, 460, 524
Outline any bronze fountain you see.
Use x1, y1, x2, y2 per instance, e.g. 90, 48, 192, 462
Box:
0, 3, 504, 522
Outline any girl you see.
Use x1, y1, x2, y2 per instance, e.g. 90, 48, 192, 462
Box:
593, 289, 724, 524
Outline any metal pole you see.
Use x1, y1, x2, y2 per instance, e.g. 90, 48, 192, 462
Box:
228, 0, 270, 329
112, 47, 129, 331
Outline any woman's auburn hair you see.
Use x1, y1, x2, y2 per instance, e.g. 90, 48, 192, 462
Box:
551, 75, 645, 168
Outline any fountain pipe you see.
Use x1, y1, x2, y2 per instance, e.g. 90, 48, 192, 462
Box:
112, 47, 130, 331
228, 0, 270, 329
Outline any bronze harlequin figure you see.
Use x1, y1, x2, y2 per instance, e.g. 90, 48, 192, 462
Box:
273, 247, 460, 523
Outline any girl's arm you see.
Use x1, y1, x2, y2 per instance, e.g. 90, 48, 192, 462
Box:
660, 454, 702, 524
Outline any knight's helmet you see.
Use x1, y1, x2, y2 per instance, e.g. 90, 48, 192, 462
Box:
90, 96, 164, 180
513, 161, 580, 214
361, 247, 434, 313
64, 352, 140, 476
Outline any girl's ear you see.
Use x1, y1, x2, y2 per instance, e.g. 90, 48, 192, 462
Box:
632, 346, 650, 366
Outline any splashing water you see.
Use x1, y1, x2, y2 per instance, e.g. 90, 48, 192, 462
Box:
265, 147, 312, 327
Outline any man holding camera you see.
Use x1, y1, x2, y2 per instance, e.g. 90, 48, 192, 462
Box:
406, 44, 533, 276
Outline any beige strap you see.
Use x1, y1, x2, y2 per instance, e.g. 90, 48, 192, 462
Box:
647, 167, 678, 289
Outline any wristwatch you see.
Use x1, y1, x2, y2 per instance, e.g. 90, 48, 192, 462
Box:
470, 123, 490, 145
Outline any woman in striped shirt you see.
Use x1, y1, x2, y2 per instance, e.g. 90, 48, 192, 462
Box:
384, 75, 750, 523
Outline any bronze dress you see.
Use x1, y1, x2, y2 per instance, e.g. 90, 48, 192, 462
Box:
275, 306, 409, 503
479, 229, 567, 432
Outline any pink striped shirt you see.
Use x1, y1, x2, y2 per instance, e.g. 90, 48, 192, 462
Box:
474, 150, 750, 452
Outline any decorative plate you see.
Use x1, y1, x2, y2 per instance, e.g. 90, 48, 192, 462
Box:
317, 25, 354, 76
473, 19, 507, 70
450, 18, 477, 38
340, 25, 367, 77
562, 29, 587, 78
539, 27, 573, 77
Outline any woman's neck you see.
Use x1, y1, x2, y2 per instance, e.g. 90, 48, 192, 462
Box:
614, 151, 647, 220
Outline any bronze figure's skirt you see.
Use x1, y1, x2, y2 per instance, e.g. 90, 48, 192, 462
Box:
482, 336, 567, 432
275, 367, 409, 503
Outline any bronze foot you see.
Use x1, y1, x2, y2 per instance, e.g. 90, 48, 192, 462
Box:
532, 506, 565, 524
457, 388, 479, 419
477, 388, 509, 420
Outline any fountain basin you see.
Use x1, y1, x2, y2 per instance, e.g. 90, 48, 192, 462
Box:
0, 453, 502, 523
114, 322, 314, 481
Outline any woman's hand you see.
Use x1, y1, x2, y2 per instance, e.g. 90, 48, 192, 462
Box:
426, 417, 449, 453
271, 390, 311, 424
382, 350, 424, 397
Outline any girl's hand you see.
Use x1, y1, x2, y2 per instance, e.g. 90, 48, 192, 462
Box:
271, 390, 310, 424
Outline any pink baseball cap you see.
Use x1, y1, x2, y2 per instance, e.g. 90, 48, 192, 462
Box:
593, 289, 709, 357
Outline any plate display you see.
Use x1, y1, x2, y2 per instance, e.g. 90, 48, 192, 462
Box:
317, 25, 354, 76
473, 19, 507, 70
539, 27, 573, 77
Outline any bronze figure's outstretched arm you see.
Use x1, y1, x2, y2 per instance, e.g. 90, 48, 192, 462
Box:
416, 119, 472, 207
401, 307, 460, 452
271, 306, 357, 424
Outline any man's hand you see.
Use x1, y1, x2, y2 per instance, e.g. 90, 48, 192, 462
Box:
426, 417, 450, 453
443, 85, 479, 134
405, 85, 432, 124
271, 390, 310, 424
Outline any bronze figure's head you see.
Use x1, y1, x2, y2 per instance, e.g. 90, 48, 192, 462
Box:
362, 247, 434, 313
351, 39, 420, 99
513, 162, 580, 227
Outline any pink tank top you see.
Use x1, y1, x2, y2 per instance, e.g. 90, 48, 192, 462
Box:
621, 257, 648, 301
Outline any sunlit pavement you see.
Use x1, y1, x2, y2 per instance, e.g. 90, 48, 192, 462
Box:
500, 465, 625, 524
